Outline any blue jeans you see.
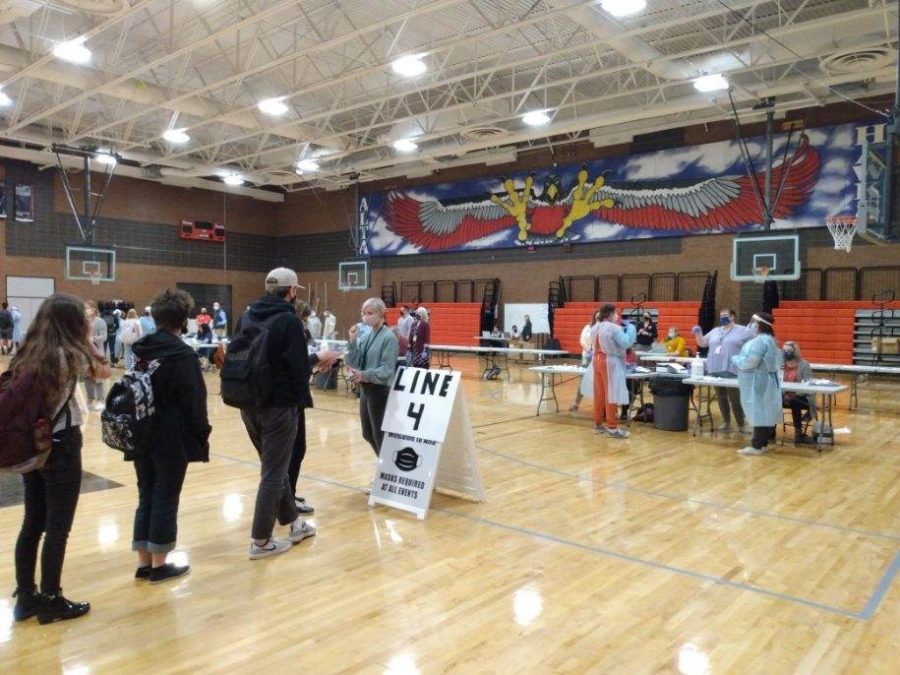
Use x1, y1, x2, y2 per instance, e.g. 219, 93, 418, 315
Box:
132, 453, 188, 553
15, 426, 83, 594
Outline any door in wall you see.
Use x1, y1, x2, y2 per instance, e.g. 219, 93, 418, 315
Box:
177, 283, 233, 335
5, 276, 55, 338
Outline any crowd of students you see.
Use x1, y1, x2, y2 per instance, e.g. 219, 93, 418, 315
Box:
3, 283, 816, 625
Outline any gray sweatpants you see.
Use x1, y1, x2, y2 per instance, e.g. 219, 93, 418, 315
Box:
240, 406, 300, 541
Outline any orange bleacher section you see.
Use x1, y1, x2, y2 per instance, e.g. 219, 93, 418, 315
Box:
553, 301, 701, 354
384, 303, 482, 347
773, 301, 861, 364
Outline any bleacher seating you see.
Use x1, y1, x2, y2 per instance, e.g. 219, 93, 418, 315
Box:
553, 301, 700, 355
384, 303, 482, 347
773, 301, 864, 365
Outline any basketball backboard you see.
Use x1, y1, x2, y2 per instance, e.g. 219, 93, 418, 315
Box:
338, 259, 369, 291
65, 245, 116, 282
730, 234, 800, 281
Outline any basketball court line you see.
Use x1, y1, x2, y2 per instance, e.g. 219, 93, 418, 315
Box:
208, 449, 894, 620
480, 445, 900, 543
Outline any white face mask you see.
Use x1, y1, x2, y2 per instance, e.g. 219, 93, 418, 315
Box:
668, 331, 676, 338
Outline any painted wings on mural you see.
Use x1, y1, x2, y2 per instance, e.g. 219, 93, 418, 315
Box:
385, 134, 820, 252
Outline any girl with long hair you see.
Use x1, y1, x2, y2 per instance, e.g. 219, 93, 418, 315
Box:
9, 293, 111, 624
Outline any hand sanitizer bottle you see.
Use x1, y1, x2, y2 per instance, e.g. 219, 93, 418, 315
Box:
690, 354, 705, 379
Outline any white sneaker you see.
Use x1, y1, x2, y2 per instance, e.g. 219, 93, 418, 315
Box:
716, 423, 732, 432
606, 428, 630, 439
248, 537, 291, 560
288, 520, 317, 544
91, 402, 106, 411
738, 446, 767, 456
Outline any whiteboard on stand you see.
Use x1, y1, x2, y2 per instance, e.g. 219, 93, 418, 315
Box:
503, 303, 550, 335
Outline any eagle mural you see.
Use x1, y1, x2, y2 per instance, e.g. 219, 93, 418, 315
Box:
383, 133, 820, 252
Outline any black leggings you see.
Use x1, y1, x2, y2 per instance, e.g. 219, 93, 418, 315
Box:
15, 427, 83, 594
287, 408, 307, 496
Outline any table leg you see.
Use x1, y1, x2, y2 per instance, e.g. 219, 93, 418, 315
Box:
535, 372, 559, 416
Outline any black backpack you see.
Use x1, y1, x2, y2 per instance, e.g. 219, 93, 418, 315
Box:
0, 309, 12, 330
101, 359, 162, 455
103, 314, 118, 336
220, 314, 279, 408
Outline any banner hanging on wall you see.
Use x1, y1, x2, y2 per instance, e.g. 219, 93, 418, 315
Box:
357, 121, 877, 257
14, 184, 33, 222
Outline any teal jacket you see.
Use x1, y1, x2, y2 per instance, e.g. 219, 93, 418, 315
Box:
345, 323, 399, 386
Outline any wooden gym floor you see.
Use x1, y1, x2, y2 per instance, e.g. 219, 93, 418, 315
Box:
1, 356, 898, 674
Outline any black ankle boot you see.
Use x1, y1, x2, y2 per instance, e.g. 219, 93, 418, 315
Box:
37, 591, 91, 624
12, 587, 39, 621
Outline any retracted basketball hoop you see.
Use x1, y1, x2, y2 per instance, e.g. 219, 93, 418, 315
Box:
826, 215, 858, 252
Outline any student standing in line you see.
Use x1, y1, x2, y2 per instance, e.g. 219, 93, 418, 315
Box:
121, 309, 143, 370
85, 302, 110, 411
10, 304, 23, 353
0, 301, 13, 354
407, 307, 431, 369
129, 289, 211, 583
10, 293, 111, 624
212, 302, 227, 339
232, 268, 337, 560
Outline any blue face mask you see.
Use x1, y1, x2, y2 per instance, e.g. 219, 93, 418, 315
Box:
719, 316, 731, 325
783, 350, 796, 360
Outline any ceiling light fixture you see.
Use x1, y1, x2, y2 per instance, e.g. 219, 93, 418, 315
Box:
599, 0, 647, 18
223, 174, 244, 186
0, 90, 12, 107
94, 152, 117, 166
693, 74, 729, 92
392, 138, 419, 153
522, 110, 551, 126
162, 128, 190, 144
296, 159, 320, 172
258, 97, 289, 116
53, 37, 91, 65
391, 55, 427, 77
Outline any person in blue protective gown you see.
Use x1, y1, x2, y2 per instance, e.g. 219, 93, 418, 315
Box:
732, 312, 782, 456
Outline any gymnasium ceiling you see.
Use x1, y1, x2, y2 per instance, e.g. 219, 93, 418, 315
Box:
0, 0, 895, 201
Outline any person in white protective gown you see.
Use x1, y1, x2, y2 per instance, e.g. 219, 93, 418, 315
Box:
732, 312, 783, 456
570, 308, 601, 412
592, 303, 636, 439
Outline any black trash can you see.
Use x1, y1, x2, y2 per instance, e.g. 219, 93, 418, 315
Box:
649, 377, 692, 431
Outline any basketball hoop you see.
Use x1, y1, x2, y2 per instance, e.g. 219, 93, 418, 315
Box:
826, 215, 857, 252
752, 265, 770, 284
88, 271, 101, 286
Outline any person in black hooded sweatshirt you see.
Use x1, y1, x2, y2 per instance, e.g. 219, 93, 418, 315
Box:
129, 289, 211, 584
